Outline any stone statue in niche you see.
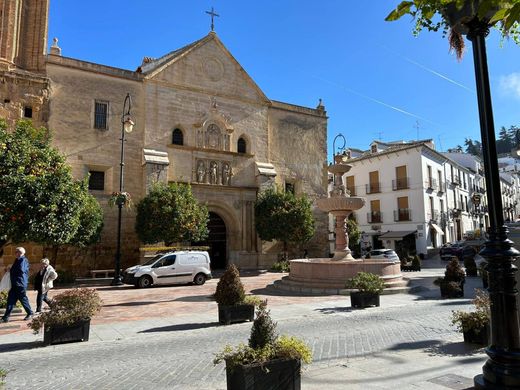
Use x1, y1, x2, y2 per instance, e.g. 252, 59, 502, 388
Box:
209, 161, 218, 184
197, 129, 204, 148
196, 160, 206, 183
222, 163, 232, 185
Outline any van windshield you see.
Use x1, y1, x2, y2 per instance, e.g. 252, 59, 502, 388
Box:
142, 254, 163, 266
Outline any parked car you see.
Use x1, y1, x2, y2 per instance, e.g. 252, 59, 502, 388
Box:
122, 250, 212, 288
366, 249, 400, 262
439, 242, 465, 261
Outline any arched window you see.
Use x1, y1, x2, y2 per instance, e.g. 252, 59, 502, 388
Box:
237, 137, 246, 154
172, 128, 184, 145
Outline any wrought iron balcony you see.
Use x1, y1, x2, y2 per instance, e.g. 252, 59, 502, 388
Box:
392, 177, 409, 191
367, 211, 382, 223
425, 178, 438, 191
365, 182, 380, 194
394, 208, 411, 222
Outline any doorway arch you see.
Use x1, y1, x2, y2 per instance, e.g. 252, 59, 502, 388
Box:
194, 212, 227, 269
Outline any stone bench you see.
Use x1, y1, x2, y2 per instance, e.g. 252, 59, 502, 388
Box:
90, 269, 117, 278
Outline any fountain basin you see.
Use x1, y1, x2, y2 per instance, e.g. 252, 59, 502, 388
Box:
283, 258, 406, 291
316, 197, 365, 213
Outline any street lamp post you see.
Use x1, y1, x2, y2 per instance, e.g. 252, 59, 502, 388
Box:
111, 93, 134, 286
462, 17, 520, 390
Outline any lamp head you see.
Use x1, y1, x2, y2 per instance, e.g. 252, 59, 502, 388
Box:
123, 115, 134, 133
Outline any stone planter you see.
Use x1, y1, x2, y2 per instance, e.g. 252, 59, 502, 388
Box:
43, 319, 91, 346
463, 323, 489, 345
218, 304, 254, 325
350, 291, 380, 308
440, 280, 465, 298
225, 358, 301, 390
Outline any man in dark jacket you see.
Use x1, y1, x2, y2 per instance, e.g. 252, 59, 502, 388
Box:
1, 247, 33, 322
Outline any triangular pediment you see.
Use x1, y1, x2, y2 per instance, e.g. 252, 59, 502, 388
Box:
142, 33, 270, 104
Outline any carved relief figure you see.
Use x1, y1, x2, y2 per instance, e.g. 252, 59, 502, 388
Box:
206, 124, 221, 149
196, 160, 206, 183
197, 129, 204, 148
222, 163, 232, 185
209, 161, 218, 184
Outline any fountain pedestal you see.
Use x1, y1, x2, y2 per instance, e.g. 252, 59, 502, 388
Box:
277, 157, 407, 294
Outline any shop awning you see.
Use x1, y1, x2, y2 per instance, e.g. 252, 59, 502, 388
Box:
430, 223, 445, 235
378, 230, 416, 239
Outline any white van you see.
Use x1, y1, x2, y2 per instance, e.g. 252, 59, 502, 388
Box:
122, 251, 212, 288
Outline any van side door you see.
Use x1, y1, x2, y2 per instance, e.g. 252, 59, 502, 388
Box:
174, 254, 198, 283
151, 254, 177, 284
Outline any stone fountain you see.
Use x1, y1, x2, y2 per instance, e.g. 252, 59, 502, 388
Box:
276, 156, 407, 293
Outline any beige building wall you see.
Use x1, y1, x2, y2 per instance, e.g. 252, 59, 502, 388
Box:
0, 5, 328, 275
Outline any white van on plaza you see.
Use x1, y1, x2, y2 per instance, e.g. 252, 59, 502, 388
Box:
122, 250, 212, 288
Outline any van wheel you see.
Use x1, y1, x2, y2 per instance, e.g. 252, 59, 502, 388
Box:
138, 275, 153, 288
194, 273, 206, 286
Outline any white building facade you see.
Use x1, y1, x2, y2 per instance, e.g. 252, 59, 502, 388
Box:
343, 140, 490, 257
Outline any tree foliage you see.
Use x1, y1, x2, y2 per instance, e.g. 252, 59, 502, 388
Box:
134, 182, 209, 245
214, 264, 246, 306
70, 190, 104, 247
0, 120, 102, 249
386, 1, 520, 59
254, 187, 315, 252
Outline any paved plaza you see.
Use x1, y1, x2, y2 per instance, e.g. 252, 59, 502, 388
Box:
0, 258, 487, 389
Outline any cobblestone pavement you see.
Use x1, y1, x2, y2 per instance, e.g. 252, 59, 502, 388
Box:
1, 286, 484, 390
0, 258, 488, 389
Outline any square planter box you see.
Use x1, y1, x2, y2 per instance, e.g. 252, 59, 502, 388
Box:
226, 358, 301, 390
350, 292, 380, 308
440, 281, 465, 298
43, 319, 91, 346
218, 304, 254, 325
463, 324, 489, 345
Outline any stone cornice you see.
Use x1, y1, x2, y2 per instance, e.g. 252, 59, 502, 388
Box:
46, 54, 142, 81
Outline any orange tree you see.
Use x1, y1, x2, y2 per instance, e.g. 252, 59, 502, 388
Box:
0, 119, 103, 253
135, 182, 209, 246
254, 186, 315, 259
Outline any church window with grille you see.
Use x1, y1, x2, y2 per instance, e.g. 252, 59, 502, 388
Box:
88, 171, 105, 191
237, 137, 246, 154
94, 101, 108, 130
172, 128, 184, 145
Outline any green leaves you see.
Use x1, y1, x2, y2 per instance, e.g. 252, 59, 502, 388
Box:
0, 120, 102, 248
385, 1, 414, 21
254, 186, 315, 249
134, 182, 209, 245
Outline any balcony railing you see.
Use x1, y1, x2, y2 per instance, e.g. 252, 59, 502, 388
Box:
451, 176, 461, 186
425, 178, 438, 191
392, 177, 409, 191
394, 208, 412, 222
437, 180, 446, 193
367, 211, 382, 223
365, 182, 381, 194
427, 211, 440, 222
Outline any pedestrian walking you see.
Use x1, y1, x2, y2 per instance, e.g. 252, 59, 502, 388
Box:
1, 247, 34, 322
34, 258, 58, 312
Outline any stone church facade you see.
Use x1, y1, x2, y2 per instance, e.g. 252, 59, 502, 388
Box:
0, 0, 329, 274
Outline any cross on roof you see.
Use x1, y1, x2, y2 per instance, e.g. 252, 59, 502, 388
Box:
205, 7, 219, 32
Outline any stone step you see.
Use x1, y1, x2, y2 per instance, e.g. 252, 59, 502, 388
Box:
271, 278, 422, 296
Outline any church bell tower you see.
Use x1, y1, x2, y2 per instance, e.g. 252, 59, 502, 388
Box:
0, 0, 49, 72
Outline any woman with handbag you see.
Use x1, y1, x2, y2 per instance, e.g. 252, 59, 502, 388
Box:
34, 258, 58, 312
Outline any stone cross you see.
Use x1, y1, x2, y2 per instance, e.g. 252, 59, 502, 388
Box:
205, 7, 219, 32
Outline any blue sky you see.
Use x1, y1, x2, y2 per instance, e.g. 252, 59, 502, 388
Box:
48, 1, 520, 161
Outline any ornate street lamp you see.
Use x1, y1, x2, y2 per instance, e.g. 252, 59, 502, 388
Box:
111, 93, 134, 286
439, 4, 520, 388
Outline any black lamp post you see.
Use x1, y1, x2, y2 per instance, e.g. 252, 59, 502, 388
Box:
111, 93, 134, 286
449, 11, 520, 390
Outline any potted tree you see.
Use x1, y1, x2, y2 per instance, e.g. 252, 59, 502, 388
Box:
451, 289, 490, 345
434, 257, 466, 298
214, 264, 259, 325
346, 272, 385, 308
214, 301, 312, 390
28, 288, 102, 346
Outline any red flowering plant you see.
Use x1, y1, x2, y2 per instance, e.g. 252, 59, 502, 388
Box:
108, 191, 132, 208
